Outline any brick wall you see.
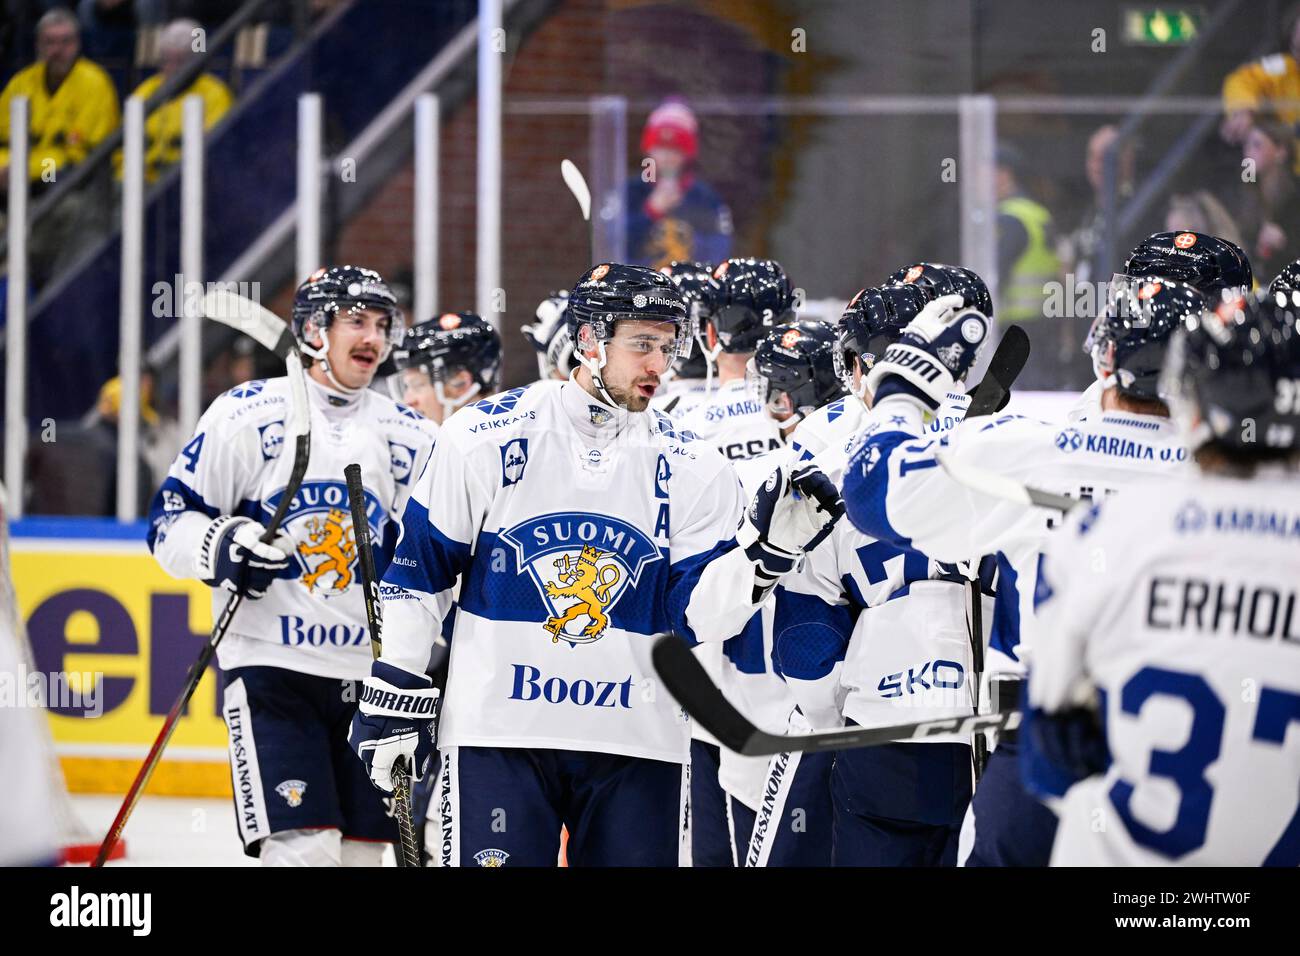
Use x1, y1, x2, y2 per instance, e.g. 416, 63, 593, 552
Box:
305, 0, 796, 388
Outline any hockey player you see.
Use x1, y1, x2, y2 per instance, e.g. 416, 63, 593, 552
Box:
1067, 232, 1255, 420
680, 257, 797, 461
653, 260, 723, 418
721, 319, 846, 866
840, 271, 1216, 866
1025, 288, 1300, 866
777, 279, 987, 866
521, 292, 577, 383
671, 257, 793, 864
387, 312, 501, 425
348, 263, 842, 867
147, 266, 438, 866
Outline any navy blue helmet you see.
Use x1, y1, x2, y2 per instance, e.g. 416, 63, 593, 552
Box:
1118, 231, 1252, 297
750, 319, 846, 415
710, 258, 796, 353
393, 312, 501, 393
886, 262, 994, 318
291, 265, 403, 358
1163, 288, 1300, 458
661, 260, 722, 378
568, 262, 691, 357
1087, 277, 1207, 400
834, 283, 930, 394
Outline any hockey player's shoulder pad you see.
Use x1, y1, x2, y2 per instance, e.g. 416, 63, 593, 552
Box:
201, 377, 291, 440
650, 406, 699, 443
367, 390, 440, 445
438, 380, 557, 447
648, 405, 736, 484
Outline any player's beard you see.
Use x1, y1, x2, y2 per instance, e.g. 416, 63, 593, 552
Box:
602, 373, 657, 412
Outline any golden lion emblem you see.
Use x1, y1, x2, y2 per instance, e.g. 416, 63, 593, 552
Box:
298, 508, 356, 593
542, 545, 622, 641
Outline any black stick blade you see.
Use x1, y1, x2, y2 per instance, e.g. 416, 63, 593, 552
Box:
966, 324, 1031, 418
652, 634, 757, 754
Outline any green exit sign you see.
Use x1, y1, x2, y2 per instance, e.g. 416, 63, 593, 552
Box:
1123, 7, 1204, 45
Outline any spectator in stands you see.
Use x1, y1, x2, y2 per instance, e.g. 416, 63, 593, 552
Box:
995, 143, 1071, 388
0, 7, 120, 285
1233, 118, 1300, 283
24, 370, 157, 515
0, 8, 120, 190
1057, 124, 1140, 287
624, 98, 732, 269
114, 17, 232, 183
1165, 189, 1244, 247
1221, 3, 1300, 173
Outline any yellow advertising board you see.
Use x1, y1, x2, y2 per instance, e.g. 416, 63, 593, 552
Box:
11, 520, 231, 797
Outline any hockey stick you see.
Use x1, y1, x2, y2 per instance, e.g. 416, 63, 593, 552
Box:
560, 158, 592, 222
964, 325, 1030, 417
93, 295, 311, 867
653, 634, 1021, 756
344, 464, 420, 869
955, 324, 1030, 778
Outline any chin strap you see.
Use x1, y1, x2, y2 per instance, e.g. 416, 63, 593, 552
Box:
435, 380, 481, 422
577, 340, 627, 410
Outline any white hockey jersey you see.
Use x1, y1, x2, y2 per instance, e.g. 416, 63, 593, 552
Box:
679, 378, 785, 462
147, 376, 437, 680
651, 376, 711, 421
779, 393, 986, 740
378, 378, 769, 764
842, 394, 1190, 671
1028, 473, 1300, 866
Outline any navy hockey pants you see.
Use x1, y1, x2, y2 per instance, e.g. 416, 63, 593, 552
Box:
221, 666, 397, 856
432, 745, 685, 866
960, 736, 1058, 867
831, 740, 973, 866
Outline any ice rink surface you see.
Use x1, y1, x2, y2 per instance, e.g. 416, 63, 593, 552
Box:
69, 795, 405, 866
69, 795, 256, 866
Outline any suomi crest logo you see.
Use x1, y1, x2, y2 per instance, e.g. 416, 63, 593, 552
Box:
500, 512, 662, 646
262, 480, 383, 597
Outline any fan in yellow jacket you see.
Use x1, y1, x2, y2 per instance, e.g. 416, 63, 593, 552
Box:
114, 19, 234, 183
1220, 6, 1300, 173
0, 9, 120, 186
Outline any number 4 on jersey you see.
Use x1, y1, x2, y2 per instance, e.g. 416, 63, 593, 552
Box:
180, 433, 206, 473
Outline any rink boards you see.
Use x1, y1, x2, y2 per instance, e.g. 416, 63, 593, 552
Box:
10, 518, 232, 798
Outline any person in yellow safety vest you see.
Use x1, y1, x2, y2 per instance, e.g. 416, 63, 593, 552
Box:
0, 8, 120, 191
115, 18, 233, 184
996, 144, 1061, 324
1221, 4, 1300, 174
996, 143, 1072, 388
